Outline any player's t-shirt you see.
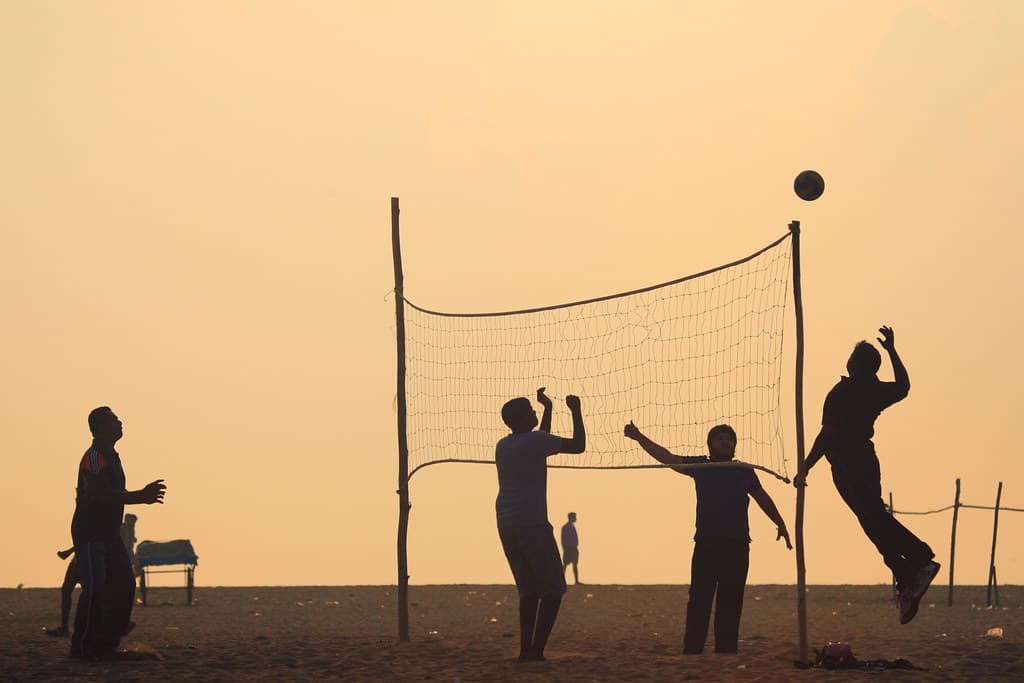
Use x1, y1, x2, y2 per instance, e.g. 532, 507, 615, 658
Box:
821, 375, 908, 444
495, 431, 564, 528
677, 456, 764, 542
71, 444, 126, 543
561, 522, 578, 549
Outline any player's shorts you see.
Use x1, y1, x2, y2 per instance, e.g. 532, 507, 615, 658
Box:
562, 546, 579, 564
498, 523, 567, 598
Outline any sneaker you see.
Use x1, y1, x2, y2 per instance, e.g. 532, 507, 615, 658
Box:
45, 626, 69, 637
899, 561, 940, 624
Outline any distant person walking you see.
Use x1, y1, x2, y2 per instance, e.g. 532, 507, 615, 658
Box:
496, 388, 585, 663
796, 326, 939, 624
560, 512, 581, 585
70, 407, 165, 659
624, 421, 791, 655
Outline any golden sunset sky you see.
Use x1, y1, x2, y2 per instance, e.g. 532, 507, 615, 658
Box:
3, 2, 1022, 589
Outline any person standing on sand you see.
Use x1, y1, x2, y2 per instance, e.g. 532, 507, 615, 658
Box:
48, 534, 137, 639
70, 407, 165, 659
45, 546, 79, 637
496, 388, 586, 663
796, 326, 939, 625
624, 420, 791, 655
561, 512, 581, 585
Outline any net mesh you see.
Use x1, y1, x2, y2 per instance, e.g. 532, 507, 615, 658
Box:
403, 233, 793, 480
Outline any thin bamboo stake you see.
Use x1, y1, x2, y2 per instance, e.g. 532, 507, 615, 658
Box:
948, 478, 960, 606
986, 482, 1002, 607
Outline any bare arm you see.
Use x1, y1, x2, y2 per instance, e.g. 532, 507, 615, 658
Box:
125, 480, 166, 505
623, 421, 694, 470
750, 488, 792, 549
557, 395, 586, 454
878, 325, 910, 399
795, 426, 832, 487
90, 479, 166, 506
537, 387, 553, 433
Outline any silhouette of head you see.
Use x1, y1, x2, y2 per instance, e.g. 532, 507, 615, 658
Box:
846, 341, 881, 378
88, 406, 123, 444
501, 397, 537, 432
568, 512, 576, 522
706, 424, 737, 460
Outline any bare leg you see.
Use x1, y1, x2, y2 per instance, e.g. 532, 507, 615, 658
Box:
529, 595, 562, 660
517, 595, 539, 662
47, 559, 78, 636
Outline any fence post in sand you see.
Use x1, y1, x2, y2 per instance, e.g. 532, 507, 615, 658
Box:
986, 481, 1002, 607
889, 491, 897, 602
947, 478, 960, 606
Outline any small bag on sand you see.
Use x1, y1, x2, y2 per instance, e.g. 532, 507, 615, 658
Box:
794, 641, 922, 672
816, 641, 856, 669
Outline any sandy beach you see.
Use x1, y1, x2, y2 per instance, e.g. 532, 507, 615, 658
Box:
3, 584, 1021, 681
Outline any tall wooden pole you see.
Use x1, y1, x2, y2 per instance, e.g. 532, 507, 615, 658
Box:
986, 481, 1002, 607
947, 478, 960, 606
392, 197, 411, 642
789, 220, 809, 664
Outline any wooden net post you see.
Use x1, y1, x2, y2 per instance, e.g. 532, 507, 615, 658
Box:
789, 220, 809, 664
392, 197, 411, 642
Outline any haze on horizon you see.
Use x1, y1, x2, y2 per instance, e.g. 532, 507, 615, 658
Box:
2, 1, 1022, 589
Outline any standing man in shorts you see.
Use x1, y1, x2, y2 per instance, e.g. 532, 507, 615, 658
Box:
561, 512, 581, 585
496, 388, 585, 662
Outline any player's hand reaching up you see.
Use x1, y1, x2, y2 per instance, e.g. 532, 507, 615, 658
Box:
565, 394, 581, 412
877, 325, 896, 352
623, 421, 640, 441
536, 387, 553, 408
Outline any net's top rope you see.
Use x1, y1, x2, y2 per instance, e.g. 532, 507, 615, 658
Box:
404, 233, 792, 317
401, 232, 794, 481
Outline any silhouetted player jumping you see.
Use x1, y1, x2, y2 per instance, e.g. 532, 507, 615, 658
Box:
496, 388, 585, 662
797, 326, 939, 624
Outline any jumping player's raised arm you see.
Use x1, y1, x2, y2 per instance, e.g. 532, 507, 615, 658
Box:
878, 325, 910, 400
557, 395, 586, 454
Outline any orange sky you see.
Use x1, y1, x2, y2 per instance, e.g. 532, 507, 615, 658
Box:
2, 2, 1023, 589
